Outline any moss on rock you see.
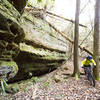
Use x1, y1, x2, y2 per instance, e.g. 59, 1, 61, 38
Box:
0, 60, 18, 78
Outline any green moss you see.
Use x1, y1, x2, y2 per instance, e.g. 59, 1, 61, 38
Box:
20, 43, 66, 60
43, 81, 50, 88
4, 76, 40, 93
5, 83, 20, 93
31, 77, 40, 84
94, 77, 100, 80
64, 66, 69, 70
0, 4, 19, 25
75, 73, 79, 80
1, 0, 20, 18
54, 75, 61, 83
0, 60, 18, 74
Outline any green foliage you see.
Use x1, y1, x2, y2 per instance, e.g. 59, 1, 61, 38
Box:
0, 79, 8, 93
64, 66, 69, 70
5, 83, 19, 94
51, 0, 55, 3
94, 76, 100, 80
37, 0, 55, 3
75, 74, 78, 80
54, 75, 60, 83
26, 1, 31, 7
31, 77, 39, 84
37, 0, 42, 3
29, 72, 32, 77
43, 81, 50, 88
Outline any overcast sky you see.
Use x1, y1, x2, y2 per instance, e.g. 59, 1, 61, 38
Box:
29, 0, 95, 24
53, 0, 95, 24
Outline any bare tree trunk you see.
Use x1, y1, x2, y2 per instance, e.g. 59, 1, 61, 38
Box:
72, 0, 80, 78
93, 0, 100, 80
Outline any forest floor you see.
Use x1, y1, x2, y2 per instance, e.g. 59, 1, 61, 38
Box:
1, 57, 100, 100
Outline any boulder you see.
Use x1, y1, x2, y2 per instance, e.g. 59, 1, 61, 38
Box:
0, 0, 67, 82
14, 10, 68, 80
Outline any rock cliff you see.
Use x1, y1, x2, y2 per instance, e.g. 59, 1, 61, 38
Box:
0, 0, 67, 82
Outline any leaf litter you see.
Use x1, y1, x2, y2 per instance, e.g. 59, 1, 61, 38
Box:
1, 57, 100, 100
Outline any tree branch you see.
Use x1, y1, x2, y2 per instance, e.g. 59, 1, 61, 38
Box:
25, 7, 87, 28
45, 20, 94, 56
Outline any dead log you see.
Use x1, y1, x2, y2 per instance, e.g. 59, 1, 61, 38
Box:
46, 11, 87, 28
47, 20, 100, 60
45, 20, 94, 56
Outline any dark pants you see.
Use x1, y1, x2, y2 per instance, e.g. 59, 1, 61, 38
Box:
83, 65, 91, 75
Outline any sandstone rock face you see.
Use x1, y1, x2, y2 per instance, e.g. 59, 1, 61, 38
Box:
14, 10, 68, 80
0, 0, 25, 80
0, 0, 67, 82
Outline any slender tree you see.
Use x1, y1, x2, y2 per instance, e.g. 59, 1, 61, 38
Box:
72, 0, 80, 78
93, 0, 100, 80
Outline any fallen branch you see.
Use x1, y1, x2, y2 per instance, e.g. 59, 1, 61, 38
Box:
46, 11, 87, 28
25, 7, 99, 59
25, 7, 87, 28
44, 20, 74, 43
45, 20, 93, 56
